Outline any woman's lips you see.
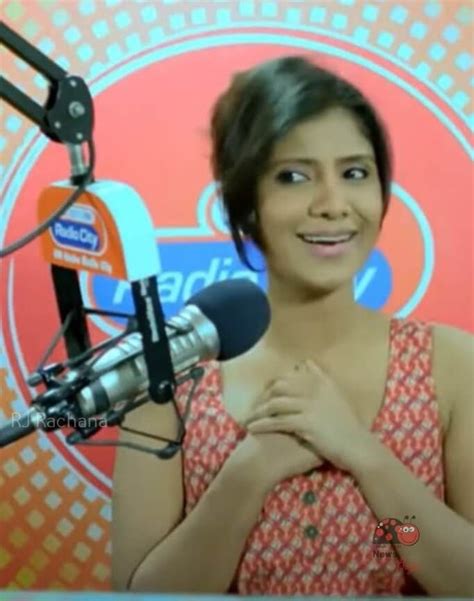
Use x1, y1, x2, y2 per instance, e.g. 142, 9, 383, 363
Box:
299, 232, 358, 258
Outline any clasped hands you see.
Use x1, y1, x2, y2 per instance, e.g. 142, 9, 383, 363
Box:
243, 359, 373, 473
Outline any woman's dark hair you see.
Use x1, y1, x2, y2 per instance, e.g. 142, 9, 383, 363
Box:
210, 55, 393, 270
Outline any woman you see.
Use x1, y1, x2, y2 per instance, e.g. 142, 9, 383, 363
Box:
111, 56, 474, 595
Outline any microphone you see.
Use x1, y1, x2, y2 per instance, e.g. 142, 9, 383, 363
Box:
74, 278, 269, 417
0, 279, 270, 447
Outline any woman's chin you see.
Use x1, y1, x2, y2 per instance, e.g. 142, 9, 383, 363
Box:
267, 254, 365, 298
306, 280, 351, 298
300, 260, 359, 288
285, 273, 354, 300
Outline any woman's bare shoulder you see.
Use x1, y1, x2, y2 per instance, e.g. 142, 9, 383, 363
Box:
431, 324, 474, 519
432, 323, 474, 427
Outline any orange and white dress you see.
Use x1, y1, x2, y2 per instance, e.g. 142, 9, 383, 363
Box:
176, 318, 444, 595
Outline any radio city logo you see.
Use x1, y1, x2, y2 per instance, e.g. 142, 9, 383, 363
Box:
81, 181, 432, 335
51, 203, 106, 255
373, 516, 420, 548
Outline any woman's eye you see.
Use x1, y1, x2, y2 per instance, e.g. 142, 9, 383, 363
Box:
344, 167, 369, 180
276, 170, 309, 184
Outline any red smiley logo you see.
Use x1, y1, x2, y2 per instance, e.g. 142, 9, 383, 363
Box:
396, 523, 420, 546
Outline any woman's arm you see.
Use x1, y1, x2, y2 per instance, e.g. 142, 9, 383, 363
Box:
126, 456, 270, 593
111, 400, 184, 591
348, 324, 474, 597
111, 399, 270, 593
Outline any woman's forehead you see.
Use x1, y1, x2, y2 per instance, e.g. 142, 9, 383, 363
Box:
271, 109, 374, 161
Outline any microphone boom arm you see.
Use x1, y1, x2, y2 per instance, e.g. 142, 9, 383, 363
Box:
0, 20, 93, 145
0, 21, 177, 449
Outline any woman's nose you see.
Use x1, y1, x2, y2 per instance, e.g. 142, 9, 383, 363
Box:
307, 179, 349, 219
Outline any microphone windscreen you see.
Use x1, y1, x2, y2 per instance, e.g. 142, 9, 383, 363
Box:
186, 279, 270, 361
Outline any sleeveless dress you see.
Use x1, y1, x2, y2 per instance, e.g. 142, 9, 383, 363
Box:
175, 318, 445, 595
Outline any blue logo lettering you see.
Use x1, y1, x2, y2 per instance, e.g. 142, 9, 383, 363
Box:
90, 242, 392, 326
91, 241, 265, 323
354, 249, 392, 309
52, 219, 101, 252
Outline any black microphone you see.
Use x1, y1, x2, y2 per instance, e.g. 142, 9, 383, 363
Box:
0, 279, 270, 447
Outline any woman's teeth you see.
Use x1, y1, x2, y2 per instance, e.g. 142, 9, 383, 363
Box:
299, 233, 354, 245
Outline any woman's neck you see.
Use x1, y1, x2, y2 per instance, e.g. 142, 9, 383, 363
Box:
262, 279, 373, 359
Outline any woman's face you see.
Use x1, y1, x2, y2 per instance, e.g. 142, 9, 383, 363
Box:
256, 107, 385, 295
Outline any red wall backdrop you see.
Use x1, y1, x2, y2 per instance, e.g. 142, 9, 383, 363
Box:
1, 0, 472, 591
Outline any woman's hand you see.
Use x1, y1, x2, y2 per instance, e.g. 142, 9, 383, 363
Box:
225, 431, 326, 494
244, 359, 372, 472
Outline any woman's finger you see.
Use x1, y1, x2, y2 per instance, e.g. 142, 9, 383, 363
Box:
304, 358, 325, 376
245, 397, 301, 425
246, 414, 302, 436
251, 379, 292, 409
